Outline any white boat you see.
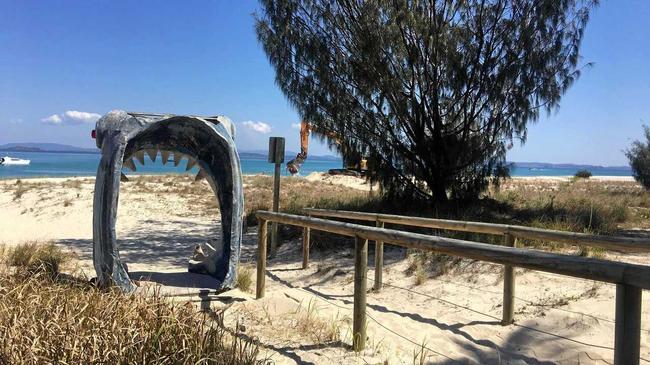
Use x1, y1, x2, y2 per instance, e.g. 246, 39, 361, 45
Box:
0, 156, 30, 165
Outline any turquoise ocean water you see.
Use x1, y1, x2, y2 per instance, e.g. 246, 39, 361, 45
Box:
0, 151, 341, 179
0, 151, 632, 179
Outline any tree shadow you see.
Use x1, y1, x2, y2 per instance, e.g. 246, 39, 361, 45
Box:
293, 285, 609, 365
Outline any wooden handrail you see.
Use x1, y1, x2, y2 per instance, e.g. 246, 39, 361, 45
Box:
303, 208, 650, 252
258, 210, 650, 289
255, 210, 646, 363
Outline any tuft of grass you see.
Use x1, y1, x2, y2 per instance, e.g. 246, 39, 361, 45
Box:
13, 184, 28, 201
236, 263, 254, 293
0, 243, 259, 365
292, 299, 343, 344
5, 242, 72, 277
406, 255, 427, 286
405, 250, 463, 285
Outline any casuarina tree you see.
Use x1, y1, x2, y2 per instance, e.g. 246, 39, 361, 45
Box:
256, 0, 597, 201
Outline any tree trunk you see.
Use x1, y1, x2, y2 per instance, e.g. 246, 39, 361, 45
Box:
431, 179, 448, 202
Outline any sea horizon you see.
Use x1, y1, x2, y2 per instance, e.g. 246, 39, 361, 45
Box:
0, 150, 633, 180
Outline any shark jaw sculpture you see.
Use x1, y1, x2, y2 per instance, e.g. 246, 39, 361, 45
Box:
92, 110, 244, 292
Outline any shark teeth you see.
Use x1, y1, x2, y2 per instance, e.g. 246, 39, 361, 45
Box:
145, 148, 157, 162
173, 153, 183, 167
186, 157, 197, 171
195, 168, 207, 181
120, 172, 129, 182
123, 158, 137, 172
161, 151, 170, 165
134, 150, 145, 165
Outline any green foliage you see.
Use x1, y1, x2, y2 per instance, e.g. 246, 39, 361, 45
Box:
256, 0, 597, 201
625, 125, 650, 190
574, 169, 592, 179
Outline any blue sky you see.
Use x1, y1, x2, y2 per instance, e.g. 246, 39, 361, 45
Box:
0, 0, 648, 166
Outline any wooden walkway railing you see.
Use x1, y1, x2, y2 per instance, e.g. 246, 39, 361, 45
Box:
302, 208, 650, 327
254, 210, 649, 364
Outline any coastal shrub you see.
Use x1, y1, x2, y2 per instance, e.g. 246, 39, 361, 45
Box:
574, 169, 592, 179
625, 125, 650, 189
0, 244, 259, 365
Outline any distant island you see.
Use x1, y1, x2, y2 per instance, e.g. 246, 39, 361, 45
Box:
512, 161, 631, 171
0, 143, 99, 154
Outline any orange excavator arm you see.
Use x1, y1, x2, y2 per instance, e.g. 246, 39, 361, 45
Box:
287, 121, 365, 175
287, 121, 310, 175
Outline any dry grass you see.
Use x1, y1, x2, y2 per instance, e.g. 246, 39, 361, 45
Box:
491, 179, 647, 234
405, 252, 461, 285
292, 299, 344, 344
236, 263, 254, 293
242, 175, 379, 249
0, 243, 259, 365
4, 242, 72, 276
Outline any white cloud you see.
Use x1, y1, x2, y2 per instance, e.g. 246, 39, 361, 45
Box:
242, 120, 272, 134
291, 123, 302, 129
42, 114, 63, 125
41, 110, 101, 125
64, 110, 101, 123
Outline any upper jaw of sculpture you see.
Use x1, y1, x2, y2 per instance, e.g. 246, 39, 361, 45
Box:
92, 110, 243, 292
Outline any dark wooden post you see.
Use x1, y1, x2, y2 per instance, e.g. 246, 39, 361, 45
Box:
256, 219, 268, 299
302, 226, 311, 269
614, 284, 642, 365
374, 220, 384, 291
502, 233, 516, 325
353, 236, 368, 351
268, 137, 285, 256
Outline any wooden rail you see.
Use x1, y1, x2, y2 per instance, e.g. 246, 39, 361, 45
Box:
254, 210, 647, 364
302, 208, 650, 326
303, 208, 650, 252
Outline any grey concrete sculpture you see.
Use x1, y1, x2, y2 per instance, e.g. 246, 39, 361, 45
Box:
92, 110, 243, 292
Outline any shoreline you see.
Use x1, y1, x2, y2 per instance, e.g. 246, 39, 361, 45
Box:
0, 172, 636, 183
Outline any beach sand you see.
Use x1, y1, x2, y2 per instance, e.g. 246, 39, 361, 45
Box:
0, 174, 648, 364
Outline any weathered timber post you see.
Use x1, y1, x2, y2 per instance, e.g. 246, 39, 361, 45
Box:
302, 226, 311, 269
353, 236, 368, 351
374, 220, 385, 291
614, 284, 642, 365
256, 219, 268, 299
268, 137, 285, 257
502, 233, 516, 325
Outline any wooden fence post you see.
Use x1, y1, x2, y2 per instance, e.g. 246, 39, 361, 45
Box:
270, 162, 281, 256
302, 226, 311, 269
614, 284, 642, 365
374, 220, 384, 291
268, 136, 284, 257
502, 233, 516, 325
353, 236, 368, 352
256, 219, 268, 299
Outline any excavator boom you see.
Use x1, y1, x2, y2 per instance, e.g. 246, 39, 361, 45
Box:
286, 121, 310, 175
286, 120, 367, 176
